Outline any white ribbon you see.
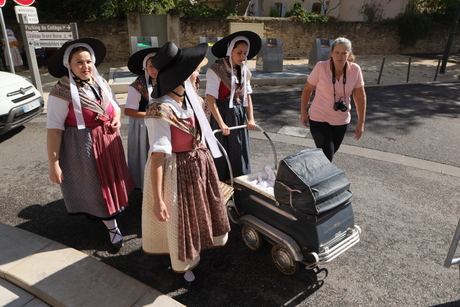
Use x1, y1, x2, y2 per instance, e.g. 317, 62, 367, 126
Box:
63, 42, 120, 129
226, 36, 250, 109
184, 79, 221, 158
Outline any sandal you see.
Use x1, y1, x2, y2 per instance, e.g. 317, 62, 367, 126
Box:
108, 227, 124, 249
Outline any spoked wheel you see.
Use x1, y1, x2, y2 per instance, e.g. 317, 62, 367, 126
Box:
271, 244, 298, 275
241, 225, 263, 251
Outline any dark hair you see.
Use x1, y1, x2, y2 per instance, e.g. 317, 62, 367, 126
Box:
69, 46, 90, 62
233, 40, 248, 49
232, 40, 248, 84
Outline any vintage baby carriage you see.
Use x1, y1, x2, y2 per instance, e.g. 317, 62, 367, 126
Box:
214, 125, 361, 275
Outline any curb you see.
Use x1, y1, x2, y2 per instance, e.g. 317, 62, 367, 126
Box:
0, 223, 184, 307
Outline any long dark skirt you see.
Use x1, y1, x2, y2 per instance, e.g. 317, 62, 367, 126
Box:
210, 99, 251, 181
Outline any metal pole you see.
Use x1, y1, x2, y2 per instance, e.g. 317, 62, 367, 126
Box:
70, 22, 78, 40
440, 1, 460, 74
377, 56, 385, 84
434, 58, 441, 81
444, 218, 460, 268
18, 14, 42, 94
0, 8, 15, 73
406, 56, 411, 83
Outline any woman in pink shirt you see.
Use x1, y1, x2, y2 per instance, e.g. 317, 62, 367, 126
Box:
300, 37, 367, 161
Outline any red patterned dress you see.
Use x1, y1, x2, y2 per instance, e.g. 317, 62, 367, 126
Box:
47, 76, 135, 218
142, 95, 230, 272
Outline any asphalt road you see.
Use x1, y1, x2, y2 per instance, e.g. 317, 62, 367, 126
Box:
1, 82, 460, 306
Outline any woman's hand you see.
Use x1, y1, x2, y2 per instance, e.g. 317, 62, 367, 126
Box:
301, 112, 310, 127
246, 118, 256, 130
300, 82, 315, 128
49, 162, 63, 184
110, 116, 121, 132
154, 200, 169, 222
355, 122, 364, 140
219, 122, 230, 136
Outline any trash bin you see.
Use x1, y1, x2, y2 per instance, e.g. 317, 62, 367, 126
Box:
308, 38, 333, 70
130, 36, 159, 55
256, 38, 283, 72
199, 37, 222, 73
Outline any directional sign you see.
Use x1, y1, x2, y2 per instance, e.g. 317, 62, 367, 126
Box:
29, 40, 68, 48
14, 5, 38, 24
24, 24, 72, 32
26, 31, 73, 40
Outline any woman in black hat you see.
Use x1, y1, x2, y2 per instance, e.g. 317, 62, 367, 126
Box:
142, 42, 230, 287
46, 38, 135, 249
205, 31, 261, 182
125, 47, 159, 190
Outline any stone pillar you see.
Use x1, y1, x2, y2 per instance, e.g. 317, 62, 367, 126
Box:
127, 11, 141, 38
166, 9, 181, 47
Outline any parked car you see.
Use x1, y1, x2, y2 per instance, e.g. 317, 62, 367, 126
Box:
0, 71, 44, 135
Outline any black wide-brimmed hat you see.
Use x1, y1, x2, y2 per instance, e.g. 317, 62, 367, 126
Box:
127, 47, 160, 75
151, 42, 207, 98
48, 38, 106, 78
211, 31, 261, 60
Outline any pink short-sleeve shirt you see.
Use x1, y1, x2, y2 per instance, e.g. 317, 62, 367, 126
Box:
307, 59, 364, 125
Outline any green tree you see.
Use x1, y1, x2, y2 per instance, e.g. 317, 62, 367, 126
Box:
418, 0, 459, 23
285, 1, 329, 23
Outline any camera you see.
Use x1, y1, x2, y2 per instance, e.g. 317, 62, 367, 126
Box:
333, 100, 347, 112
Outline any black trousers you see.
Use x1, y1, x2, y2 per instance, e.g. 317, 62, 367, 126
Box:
309, 119, 348, 161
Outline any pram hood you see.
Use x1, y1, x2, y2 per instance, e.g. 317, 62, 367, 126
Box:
274, 148, 352, 215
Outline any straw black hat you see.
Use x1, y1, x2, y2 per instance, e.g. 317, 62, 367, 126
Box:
211, 31, 261, 60
127, 47, 160, 75
48, 38, 106, 78
151, 42, 207, 98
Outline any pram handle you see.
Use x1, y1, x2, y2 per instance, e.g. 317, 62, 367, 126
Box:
213, 124, 278, 186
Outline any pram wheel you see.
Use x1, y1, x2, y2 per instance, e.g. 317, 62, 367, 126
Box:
241, 225, 263, 251
271, 244, 298, 275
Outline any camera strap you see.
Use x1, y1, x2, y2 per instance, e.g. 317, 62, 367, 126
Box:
331, 61, 347, 103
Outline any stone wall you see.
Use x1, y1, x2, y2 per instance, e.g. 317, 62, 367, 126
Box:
3, 19, 129, 62
4, 17, 459, 63
181, 17, 460, 58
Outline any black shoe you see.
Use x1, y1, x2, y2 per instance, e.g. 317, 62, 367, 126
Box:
108, 227, 124, 249
184, 278, 201, 290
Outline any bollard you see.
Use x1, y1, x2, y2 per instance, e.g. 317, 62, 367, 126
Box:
434, 57, 441, 81
377, 56, 386, 84
406, 56, 411, 83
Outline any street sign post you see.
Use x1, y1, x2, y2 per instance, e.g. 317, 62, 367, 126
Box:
1, 0, 36, 74
14, 5, 38, 24
18, 20, 78, 93
25, 24, 72, 32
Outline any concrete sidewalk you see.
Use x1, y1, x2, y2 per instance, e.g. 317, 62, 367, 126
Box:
0, 223, 184, 306
3, 53, 460, 306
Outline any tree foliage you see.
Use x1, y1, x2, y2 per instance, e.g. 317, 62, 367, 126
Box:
176, 0, 237, 17
285, 1, 329, 23
417, 0, 459, 23
394, 1, 433, 47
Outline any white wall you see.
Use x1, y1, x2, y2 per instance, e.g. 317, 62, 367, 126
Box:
258, 0, 408, 21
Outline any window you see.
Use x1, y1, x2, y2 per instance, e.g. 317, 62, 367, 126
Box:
271, 2, 287, 17
309, 2, 323, 14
